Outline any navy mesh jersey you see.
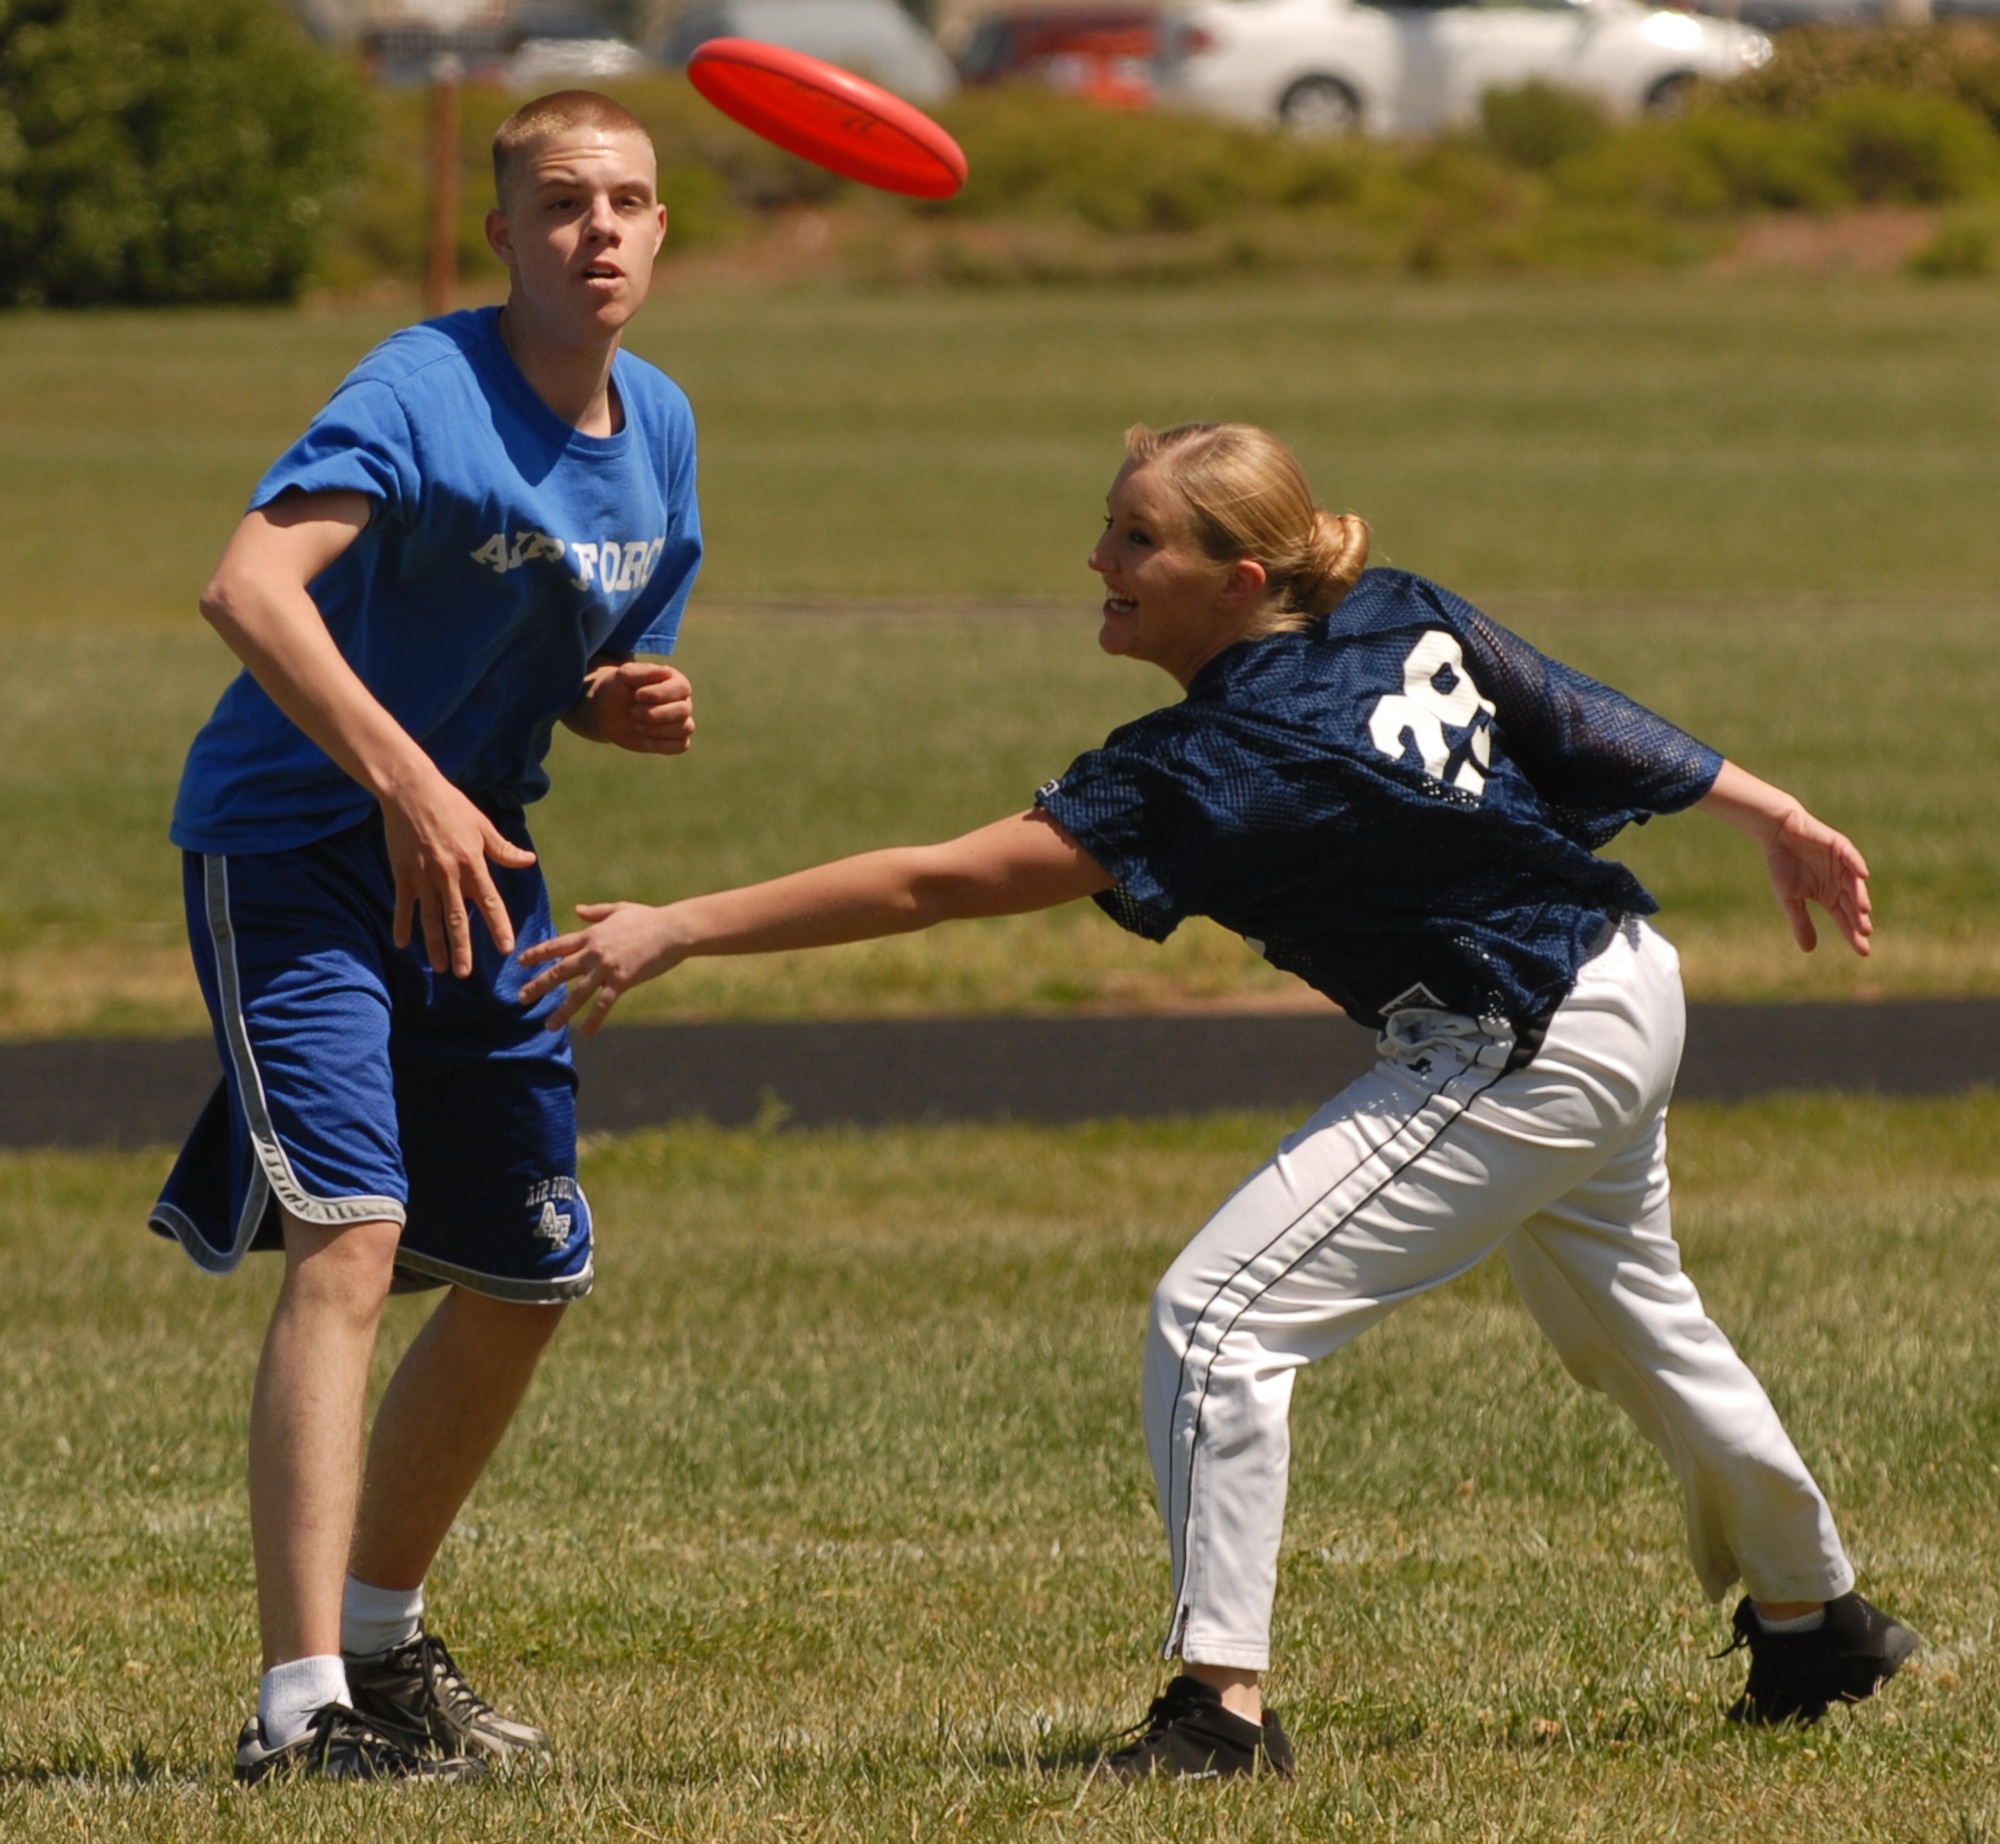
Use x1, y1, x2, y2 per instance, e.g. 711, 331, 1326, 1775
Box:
1036, 569, 1723, 1034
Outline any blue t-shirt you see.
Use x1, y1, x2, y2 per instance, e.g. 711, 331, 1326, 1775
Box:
1036, 569, 1724, 1034
172, 308, 702, 854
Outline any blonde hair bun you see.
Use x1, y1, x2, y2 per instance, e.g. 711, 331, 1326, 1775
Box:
1123, 423, 1369, 633
1299, 508, 1371, 615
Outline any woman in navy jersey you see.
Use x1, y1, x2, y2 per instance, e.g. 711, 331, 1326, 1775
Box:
521, 421, 1913, 1778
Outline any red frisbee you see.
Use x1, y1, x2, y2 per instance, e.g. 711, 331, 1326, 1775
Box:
687, 37, 968, 200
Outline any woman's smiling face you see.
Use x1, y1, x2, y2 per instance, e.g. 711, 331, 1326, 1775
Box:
1088, 460, 1265, 687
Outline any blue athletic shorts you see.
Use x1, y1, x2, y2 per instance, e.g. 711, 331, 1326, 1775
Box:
148, 806, 593, 1303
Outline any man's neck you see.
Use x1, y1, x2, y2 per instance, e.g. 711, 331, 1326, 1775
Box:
497, 304, 623, 437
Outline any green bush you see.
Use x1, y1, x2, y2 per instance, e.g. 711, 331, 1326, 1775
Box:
1549, 111, 1836, 215
1693, 107, 1859, 209
0, 0, 367, 306
1907, 206, 2000, 275
933, 87, 1310, 231
1812, 85, 2000, 202
1720, 19, 2000, 134
1546, 87, 2000, 217
1480, 81, 1610, 172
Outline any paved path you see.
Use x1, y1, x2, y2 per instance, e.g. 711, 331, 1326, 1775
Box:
4, 999, 1997, 1150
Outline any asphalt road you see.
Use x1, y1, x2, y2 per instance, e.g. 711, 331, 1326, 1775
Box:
5, 999, 1997, 1150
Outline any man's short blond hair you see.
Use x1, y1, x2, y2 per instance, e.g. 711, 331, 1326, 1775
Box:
492, 91, 654, 208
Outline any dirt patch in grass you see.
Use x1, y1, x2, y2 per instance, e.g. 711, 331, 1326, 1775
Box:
1713, 206, 1943, 277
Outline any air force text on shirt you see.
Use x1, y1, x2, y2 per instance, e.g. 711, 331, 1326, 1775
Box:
469, 527, 669, 593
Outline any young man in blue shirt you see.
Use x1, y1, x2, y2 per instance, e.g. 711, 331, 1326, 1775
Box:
152, 90, 702, 1781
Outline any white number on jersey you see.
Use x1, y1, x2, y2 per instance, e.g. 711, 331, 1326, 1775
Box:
1366, 631, 1497, 797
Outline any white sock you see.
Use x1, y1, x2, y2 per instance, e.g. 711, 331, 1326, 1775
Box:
258, 1655, 349, 1749
1754, 1606, 1827, 1634
340, 1575, 425, 1658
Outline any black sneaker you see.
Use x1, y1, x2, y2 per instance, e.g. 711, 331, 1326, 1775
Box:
1104, 1675, 1296, 1781
233, 1701, 485, 1783
1723, 1590, 1918, 1726
345, 1627, 549, 1759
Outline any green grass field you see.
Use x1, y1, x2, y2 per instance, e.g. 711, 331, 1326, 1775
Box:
7, 278, 2000, 618
4, 278, 1997, 1033
2, 1094, 1995, 1839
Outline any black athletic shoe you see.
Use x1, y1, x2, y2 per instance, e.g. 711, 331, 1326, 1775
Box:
1104, 1675, 1296, 1781
233, 1701, 485, 1783
345, 1627, 550, 1759
1722, 1590, 1918, 1726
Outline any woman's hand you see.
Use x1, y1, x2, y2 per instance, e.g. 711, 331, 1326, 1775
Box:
1760, 804, 1872, 957
1698, 761, 1871, 957
519, 902, 685, 1034
516, 810, 1111, 1035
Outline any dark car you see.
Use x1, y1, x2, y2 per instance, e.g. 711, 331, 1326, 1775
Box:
1697, 0, 2000, 28
957, 6, 1159, 108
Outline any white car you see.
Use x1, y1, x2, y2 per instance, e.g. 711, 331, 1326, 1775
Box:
1153, 0, 1773, 135
506, 2, 652, 88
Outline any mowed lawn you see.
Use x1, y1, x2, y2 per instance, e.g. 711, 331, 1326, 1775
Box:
8, 277, 2000, 614
2, 277, 1997, 1034
1, 1094, 1995, 1840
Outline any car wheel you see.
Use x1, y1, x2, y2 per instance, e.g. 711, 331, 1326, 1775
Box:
1279, 75, 1362, 135
1644, 72, 1696, 117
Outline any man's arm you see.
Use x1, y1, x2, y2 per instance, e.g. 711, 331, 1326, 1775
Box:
200, 489, 535, 977
561, 653, 695, 754
517, 809, 1114, 1035
1696, 760, 1872, 957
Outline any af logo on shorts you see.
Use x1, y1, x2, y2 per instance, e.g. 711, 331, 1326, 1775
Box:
525, 1175, 577, 1246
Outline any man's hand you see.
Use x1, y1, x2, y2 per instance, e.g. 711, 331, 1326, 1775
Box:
382, 771, 538, 977
564, 658, 695, 754
518, 902, 682, 1034
202, 492, 537, 981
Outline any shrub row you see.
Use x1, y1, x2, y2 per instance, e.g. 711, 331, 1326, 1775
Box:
0, 0, 365, 307
1721, 18, 2000, 129
931, 77, 2000, 228
320, 44, 2000, 294
10, 12, 2000, 304
1524, 81, 2000, 213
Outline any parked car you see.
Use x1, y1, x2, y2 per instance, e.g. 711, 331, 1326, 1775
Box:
659, 0, 959, 103
1691, 0, 2000, 30
361, 4, 649, 88
957, 6, 1161, 107
510, 2, 652, 86
512, 1, 652, 87
1153, 0, 1773, 135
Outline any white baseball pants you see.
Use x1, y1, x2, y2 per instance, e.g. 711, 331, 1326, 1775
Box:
1145, 918, 1855, 1671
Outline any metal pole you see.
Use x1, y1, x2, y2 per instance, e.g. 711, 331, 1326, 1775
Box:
425, 52, 463, 317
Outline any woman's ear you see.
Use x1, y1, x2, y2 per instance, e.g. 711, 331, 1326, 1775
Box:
1221, 558, 1269, 607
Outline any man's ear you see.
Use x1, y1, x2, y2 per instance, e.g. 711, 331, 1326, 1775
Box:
485, 206, 515, 268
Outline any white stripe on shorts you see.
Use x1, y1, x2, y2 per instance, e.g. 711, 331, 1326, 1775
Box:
193, 854, 406, 1269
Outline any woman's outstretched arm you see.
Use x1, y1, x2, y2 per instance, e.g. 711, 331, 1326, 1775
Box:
1696, 760, 1872, 957
518, 809, 1114, 1034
